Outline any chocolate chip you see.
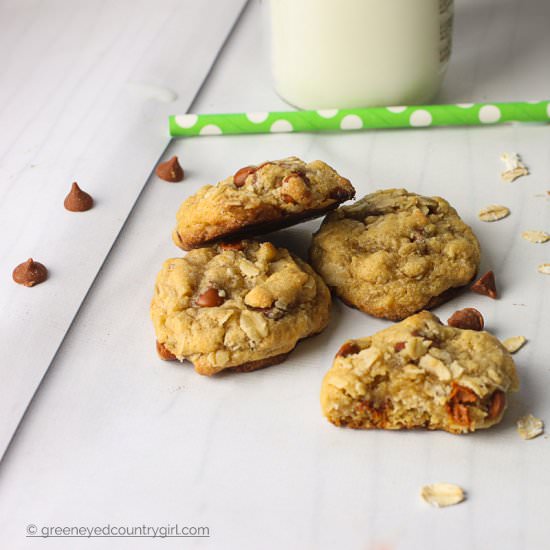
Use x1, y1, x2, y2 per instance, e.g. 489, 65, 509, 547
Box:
64, 182, 94, 212
233, 166, 258, 187
12, 258, 48, 287
156, 156, 184, 182
156, 340, 177, 361
447, 308, 484, 331
471, 271, 497, 299
336, 341, 361, 358
196, 288, 224, 307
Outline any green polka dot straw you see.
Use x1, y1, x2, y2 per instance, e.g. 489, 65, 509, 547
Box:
169, 101, 550, 137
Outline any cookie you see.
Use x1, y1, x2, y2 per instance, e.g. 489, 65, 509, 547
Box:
172, 157, 355, 250
310, 189, 480, 320
321, 311, 519, 434
151, 240, 331, 375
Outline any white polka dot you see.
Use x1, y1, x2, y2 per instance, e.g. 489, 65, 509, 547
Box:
410, 109, 432, 127
479, 105, 501, 124
340, 114, 363, 130
174, 114, 198, 128
547, 103, 550, 118
456, 103, 474, 109
270, 119, 293, 133
387, 106, 407, 113
199, 124, 222, 135
317, 109, 339, 118
246, 112, 269, 123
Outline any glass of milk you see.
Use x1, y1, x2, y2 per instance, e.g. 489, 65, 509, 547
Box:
269, 0, 453, 109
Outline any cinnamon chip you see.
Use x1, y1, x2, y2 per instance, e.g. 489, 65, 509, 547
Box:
156, 156, 184, 182
471, 271, 497, 299
64, 182, 94, 212
12, 258, 48, 287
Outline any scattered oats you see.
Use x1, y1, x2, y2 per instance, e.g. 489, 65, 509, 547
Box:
421, 483, 465, 508
502, 335, 527, 354
517, 414, 544, 440
521, 230, 550, 244
478, 204, 510, 222
538, 263, 550, 275
500, 153, 529, 182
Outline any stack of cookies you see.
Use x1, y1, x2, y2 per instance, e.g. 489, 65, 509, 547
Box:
151, 156, 518, 434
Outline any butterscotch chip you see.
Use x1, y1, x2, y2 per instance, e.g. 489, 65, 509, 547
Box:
156, 156, 184, 182
478, 204, 510, 222
502, 335, 527, 354
12, 258, 48, 287
521, 230, 550, 244
447, 308, 484, 331
517, 414, 544, 440
151, 240, 331, 375
320, 311, 519, 434
310, 189, 481, 321
172, 157, 355, 250
421, 483, 465, 508
64, 182, 93, 212
471, 271, 497, 299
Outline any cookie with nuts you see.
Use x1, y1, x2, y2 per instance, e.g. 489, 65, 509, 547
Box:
172, 157, 355, 250
310, 189, 481, 320
321, 311, 519, 434
151, 240, 331, 375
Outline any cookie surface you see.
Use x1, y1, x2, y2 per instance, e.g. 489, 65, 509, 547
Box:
310, 189, 481, 320
321, 311, 519, 434
151, 240, 331, 375
173, 157, 355, 250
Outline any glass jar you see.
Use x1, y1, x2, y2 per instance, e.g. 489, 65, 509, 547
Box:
270, 0, 453, 109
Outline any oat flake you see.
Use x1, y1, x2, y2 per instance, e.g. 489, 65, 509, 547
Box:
421, 483, 465, 508
500, 153, 529, 183
521, 230, 550, 244
517, 414, 544, 440
478, 205, 510, 222
502, 336, 527, 354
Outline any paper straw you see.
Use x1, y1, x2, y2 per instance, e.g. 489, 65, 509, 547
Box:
169, 100, 550, 137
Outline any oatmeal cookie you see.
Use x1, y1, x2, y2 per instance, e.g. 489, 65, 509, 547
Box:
151, 240, 331, 375
310, 189, 480, 320
321, 311, 519, 434
173, 157, 355, 250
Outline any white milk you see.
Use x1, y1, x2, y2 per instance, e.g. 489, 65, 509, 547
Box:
270, 0, 453, 109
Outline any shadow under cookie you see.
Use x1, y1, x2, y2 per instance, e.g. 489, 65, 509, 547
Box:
174, 202, 341, 250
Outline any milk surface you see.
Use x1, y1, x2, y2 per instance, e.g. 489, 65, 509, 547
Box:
270, 0, 453, 109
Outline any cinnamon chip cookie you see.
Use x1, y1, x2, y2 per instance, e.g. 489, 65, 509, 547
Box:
151, 240, 331, 375
321, 311, 519, 434
173, 157, 355, 250
310, 189, 480, 320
